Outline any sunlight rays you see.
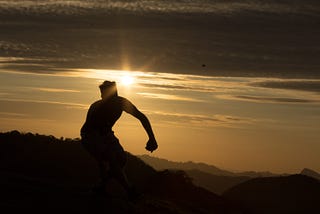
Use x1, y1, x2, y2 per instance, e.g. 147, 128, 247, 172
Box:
120, 75, 135, 86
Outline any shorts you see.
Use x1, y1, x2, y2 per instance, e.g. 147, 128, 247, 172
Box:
81, 131, 127, 167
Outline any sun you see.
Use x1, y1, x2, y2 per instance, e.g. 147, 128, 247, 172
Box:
121, 75, 135, 86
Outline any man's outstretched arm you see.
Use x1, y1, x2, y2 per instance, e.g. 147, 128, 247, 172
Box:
121, 97, 158, 152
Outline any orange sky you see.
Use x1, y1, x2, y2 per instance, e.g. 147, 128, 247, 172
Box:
0, 66, 320, 173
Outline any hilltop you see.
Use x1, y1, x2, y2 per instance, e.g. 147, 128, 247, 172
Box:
138, 154, 281, 194
139, 154, 280, 178
0, 131, 242, 214
223, 174, 320, 214
2, 130, 319, 213
300, 168, 320, 181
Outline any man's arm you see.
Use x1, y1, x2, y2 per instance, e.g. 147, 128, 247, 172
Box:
121, 97, 155, 140
121, 97, 158, 152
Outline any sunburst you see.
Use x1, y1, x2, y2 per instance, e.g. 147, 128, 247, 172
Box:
121, 75, 135, 86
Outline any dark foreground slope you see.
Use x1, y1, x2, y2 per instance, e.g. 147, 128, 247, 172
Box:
138, 155, 277, 195
223, 174, 320, 214
0, 131, 242, 214
184, 169, 250, 195
301, 168, 320, 181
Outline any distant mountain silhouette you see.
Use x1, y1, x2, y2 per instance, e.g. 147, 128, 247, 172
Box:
139, 155, 281, 177
139, 155, 285, 196
184, 169, 250, 195
223, 174, 320, 214
0, 131, 242, 213
139, 154, 234, 176
301, 168, 320, 181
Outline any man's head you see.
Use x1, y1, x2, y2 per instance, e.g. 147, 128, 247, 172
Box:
99, 81, 118, 99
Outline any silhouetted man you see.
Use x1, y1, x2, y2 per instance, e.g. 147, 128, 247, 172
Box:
81, 80, 158, 199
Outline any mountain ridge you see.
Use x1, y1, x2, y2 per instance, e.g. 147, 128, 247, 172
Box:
301, 168, 320, 181
138, 154, 281, 178
183, 169, 251, 195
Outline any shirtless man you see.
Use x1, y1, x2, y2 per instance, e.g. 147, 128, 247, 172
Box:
80, 80, 158, 198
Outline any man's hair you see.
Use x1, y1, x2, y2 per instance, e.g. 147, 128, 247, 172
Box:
99, 81, 118, 97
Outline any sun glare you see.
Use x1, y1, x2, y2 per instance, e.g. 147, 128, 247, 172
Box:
121, 75, 135, 86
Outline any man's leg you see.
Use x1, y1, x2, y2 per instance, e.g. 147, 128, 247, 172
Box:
109, 162, 141, 201
109, 163, 130, 193
92, 161, 111, 195
98, 161, 111, 185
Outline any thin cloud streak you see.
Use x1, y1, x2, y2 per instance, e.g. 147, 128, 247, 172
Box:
0, 117, 55, 123
0, 111, 30, 118
145, 110, 259, 128
29, 87, 80, 93
137, 92, 203, 102
217, 95, 320, 104
0, 98, 88, 109
0, 92, 10, 96
138, 83, 217, 92
250, 79, 320, 93
0, 68, 65, 77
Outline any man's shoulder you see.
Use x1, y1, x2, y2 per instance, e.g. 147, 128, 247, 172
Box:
90, 97, 131, 108
117, 96, 127, 101
92, 99, 102, 105
116, 96, 134, 108
90, 100, 102, 108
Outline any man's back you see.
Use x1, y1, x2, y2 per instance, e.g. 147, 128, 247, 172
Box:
81, 96, 125, 134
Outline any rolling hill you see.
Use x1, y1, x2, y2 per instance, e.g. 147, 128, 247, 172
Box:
183, 169, 250, 195
0, 130, 242, 214
2, 130, 318, 213
300, 168, 320, 181
138, 154, 281, 195
223, 174, 320, 214
138, 154, 280, 178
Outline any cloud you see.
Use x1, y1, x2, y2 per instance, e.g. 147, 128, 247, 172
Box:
218, 95, 319, 104
0, 57, 74, 75
0, 92, 10, 97
0, 111, 29, 118
138, 83, 216, 92
0, 98, 88, 109
0, 1, 314, 16
62, 69, 246, 94
0, 63, 61, 74
136, 74, 248, 94
145, 110, 258, 128
250, 80, 320, 93
137, 92, 203, 102
30, 87, 80, 93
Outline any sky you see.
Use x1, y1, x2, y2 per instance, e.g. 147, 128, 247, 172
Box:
1, 66, 319, 173
0, 0, 320, 173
